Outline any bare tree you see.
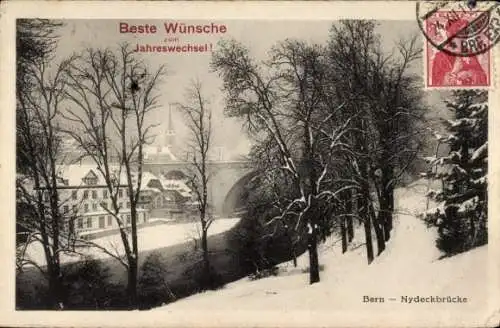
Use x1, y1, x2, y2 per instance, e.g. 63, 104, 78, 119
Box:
62, 43, 166, 308
326, 20, 425, 260
175, 81, 215, 288
212, 39, 357, 284
16, 19, 75, 307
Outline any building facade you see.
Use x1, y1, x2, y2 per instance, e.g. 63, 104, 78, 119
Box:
39, 166, 151, 236
51, 165, 196, 234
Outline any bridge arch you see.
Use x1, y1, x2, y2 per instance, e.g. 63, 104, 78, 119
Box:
163, 169, 187, 180
221, 171, 259, 216
143, 161, 254, 216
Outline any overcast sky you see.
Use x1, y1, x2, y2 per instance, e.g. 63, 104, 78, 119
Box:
53, 19, 443, 159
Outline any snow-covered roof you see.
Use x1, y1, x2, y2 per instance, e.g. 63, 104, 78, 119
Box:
143, 145, 178, 161
159, 178, 192, 197
33, 165, 193, 198
54, 164, 123, 187
137, 171, 160, 186
54, 164, 143, 188
141, 186, 162, 194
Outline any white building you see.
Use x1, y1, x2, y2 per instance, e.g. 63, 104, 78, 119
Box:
39, 165, 151, 235
135, 171, 173, 210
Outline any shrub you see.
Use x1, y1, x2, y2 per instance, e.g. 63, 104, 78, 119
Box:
435, 206, 487, 256
183, 257, 225, 292
138, 252, 176, 308
248, 266, 279, 281
301, 264, 325, 274
61, 257, 116, 309
16, 272, 50, 310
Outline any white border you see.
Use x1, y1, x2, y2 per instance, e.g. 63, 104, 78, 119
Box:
1, 1, 499, 327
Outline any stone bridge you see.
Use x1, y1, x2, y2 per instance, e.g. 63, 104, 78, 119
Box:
143, 160, 256, 216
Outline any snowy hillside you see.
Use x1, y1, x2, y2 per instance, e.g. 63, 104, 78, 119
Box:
153, 181, 493, 327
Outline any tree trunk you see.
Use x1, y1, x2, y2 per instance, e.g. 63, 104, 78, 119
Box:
47, 262, 64, 309
347, 216, 354, 242
201, 228, 211, 287
387, 186, 394, 232
340, 189, 351, 252
128, 200, 139, 309
127, 256, 138, 309
340, 216, 347, 253
381, 166, 394, 240
372, 203, 386, 255
378, 196, 389, 241
361, 196, 374, 264
308, 222, 320, 284
363, 218, 374, 264
469, 216, 476, 247
288, 229, 297, 267
347, 189, 355, 242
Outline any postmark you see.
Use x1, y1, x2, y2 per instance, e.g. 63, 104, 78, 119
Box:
417, 1, 500, 88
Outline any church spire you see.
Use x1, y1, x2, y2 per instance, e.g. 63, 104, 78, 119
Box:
165, 103, 176, 147
168, 103, 174, 131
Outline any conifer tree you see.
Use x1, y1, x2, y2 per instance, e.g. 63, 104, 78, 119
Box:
424, 90, 487, 256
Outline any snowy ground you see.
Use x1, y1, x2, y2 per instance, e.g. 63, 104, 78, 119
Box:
22, 218, 240, 266
152, 181, 494, 327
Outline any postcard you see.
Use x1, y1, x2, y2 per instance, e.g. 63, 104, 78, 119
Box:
0, 1, 499, 327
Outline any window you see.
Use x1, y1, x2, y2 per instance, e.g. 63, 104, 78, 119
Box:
72, 190, 78, 200
92, 190, 97, 199
126, 189, 130, 197
92, 203, 98, 211
77, 218, 83, 229
100, 202, 107, 210
72, 204, 77, 213
83, 177, 95, 185
83, 171, 98, 186
43, 191, 50, 202
126, 214, 131, 224
118, 202, 122, 209
126, 202, 130, 208
86, 217, 92, 228
63, 205, 69, 214
107, 216, 112, 226
84, 204, 89, 213
99, 216, 105, 229
119, 189, 123, 198
103, 189, 108, 198
83, 190, 89, 199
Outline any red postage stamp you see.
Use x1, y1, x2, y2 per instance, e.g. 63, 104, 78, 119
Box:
417, 3, 498, 88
